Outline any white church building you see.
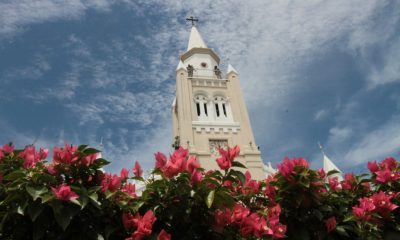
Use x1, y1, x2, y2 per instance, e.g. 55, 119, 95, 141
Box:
171, 20, 275, 180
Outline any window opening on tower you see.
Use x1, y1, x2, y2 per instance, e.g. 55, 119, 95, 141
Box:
204, 103, 208, 116
196, 103, 201, 116
215, 104, 220, 117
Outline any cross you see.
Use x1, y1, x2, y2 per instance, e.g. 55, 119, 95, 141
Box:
186, 16, 198, 26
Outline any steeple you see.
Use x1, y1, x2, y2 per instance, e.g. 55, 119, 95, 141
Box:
187, 26, 207, 51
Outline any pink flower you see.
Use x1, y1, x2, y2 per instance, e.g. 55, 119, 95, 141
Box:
51, 184, 79, 201
328, 177, 340, 191
157, 229, 171, 240
3, 143, 14, 153
154, 152, 167, 169
216, 155, 232, 170
122, 183, 136, 198
213, 208, 232, 233
53, 144, 78, 165
101, 173, 122, 192
122, 212, 138, 230
216, 146, 240, 170
277, 158, 294, 178
130, 210, 156, 240
80, 153, 97, 166
46, 165, 58, 175
163, 148, 188, 178
318, 168, 326, 178
368, 161, 379, 173
341, 173, 356, 190
232, 203, 250, 223
271, 223, 287, 239
376, 169, 400, 183
133, 161, 143, 177
186, 156, 200, 173
0, 151, 3, 161
19, 146, 48, 168
380, 157, 397, 170
120, 168, 129, 179
371, 191, 399, 216
191, 170, 202, 185
243, 171, 260, 194
325, 217, 336, 233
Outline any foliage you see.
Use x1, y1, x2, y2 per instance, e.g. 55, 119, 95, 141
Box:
0, 143, 399, 239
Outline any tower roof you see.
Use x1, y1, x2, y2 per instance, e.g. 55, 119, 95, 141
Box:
187, 26, 207, 51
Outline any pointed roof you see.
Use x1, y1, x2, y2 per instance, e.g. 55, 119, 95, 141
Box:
176, 60, 185, 71
187, 26, 207, 51
227, 64, 238, 75
322, 152, 343, 181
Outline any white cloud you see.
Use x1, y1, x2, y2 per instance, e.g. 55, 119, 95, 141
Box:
343, 115, 400, 167
0, 0, 112, 37
314, 109, 329, 121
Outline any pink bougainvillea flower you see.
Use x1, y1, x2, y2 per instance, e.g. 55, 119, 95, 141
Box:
163, 148, 189, 178
191, 170, 203, 185
80, 153, 97, 166
122, 183, 136, 198
318, 168, 326, 178
53, 144, 79, 165
380, 157, 397, 170
216, 146, 240, 171
122, 212, 138, 231
371, 191, 399, 216
46, 165, 58, 175
213, 208, 232, 233
376, 169, 400, 183
51, 184, 79, 201
243, 171, 260, 194
19, 146, 48, 168
368, 161, 379, 173
325, 217, 336, 233
0, 150, 4, 161
101, 173, 122, 192
232, 203, 250, 224
271, 223, 287, 239
186, 156, 200, 173
3, 143, 14, 154
133, 161, 143, 177
341, 173, 356, 190
277, 158, 295, 178
130, 210, 156, 240
120, 168, 129, 180
328, 177, 340, 191
157, 229, 171, 240
154, 152, 167, 170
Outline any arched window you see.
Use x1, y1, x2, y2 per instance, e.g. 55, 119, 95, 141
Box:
213, 95, 232, 121
194, 94, 209, 120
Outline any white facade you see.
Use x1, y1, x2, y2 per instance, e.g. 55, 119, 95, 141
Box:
172, 25, 265, 180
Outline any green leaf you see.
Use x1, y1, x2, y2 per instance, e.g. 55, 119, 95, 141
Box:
26, 186, 48, 201
336, 226, 349, 237
27, 201, 44, 221
50, 203, 80, 231
3, 170, 26, 181
229, 170, 246, 185
83, 148, 101, 155
206, 190, 215, 208
327, 169, 340, 176
232, 161, 247, 169
94, 158, 110, 168
78, 144, 88, 151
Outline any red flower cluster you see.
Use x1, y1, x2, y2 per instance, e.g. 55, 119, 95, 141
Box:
51, 184, 79, 201
0, 143, 14, 161
154, 147, 201, 181
53, 144, 97, 166
352, 191, 399, 221
368, 157, 400, 184
214, 203, 286, 238
277, 157, 309, 179
123, 210, 157, 240
216, 145, 240, 170
18, 145, 48, 168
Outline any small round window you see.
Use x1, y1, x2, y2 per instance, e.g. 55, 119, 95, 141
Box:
201, 62, 207, 68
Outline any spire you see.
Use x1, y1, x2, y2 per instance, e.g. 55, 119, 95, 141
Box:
319, 143, 343, 181
187, 26, 207, 51
176, 60, 185, 71
227, 64, 238, 75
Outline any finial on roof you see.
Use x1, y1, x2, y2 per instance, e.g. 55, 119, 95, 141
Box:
186, 16, 198, 26
227, 64, 238, 75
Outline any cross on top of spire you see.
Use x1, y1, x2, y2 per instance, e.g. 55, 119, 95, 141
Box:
186, 16, 198, 26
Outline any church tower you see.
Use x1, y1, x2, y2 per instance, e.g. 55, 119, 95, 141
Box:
172, 20, 265, 180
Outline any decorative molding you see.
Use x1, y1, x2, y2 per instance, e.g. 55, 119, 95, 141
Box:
192, 121, 240, 133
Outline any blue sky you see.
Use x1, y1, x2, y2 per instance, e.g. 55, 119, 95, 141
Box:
0, 0, 399, 174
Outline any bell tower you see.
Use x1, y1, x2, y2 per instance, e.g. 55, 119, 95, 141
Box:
172, 19, 265, 180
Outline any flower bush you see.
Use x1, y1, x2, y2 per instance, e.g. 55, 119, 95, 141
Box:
0, 143, 399, 239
